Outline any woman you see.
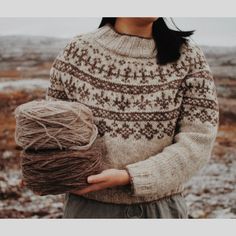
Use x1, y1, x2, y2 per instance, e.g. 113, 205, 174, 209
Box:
46, 17, 219, 218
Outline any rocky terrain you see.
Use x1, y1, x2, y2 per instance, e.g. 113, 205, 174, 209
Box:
0, 36, 235, 218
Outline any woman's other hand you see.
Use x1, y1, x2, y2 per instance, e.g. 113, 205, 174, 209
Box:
71, 169, 131, 195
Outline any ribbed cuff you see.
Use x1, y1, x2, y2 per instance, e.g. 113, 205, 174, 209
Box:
124, 161, 154, 197
123, 166, 135, 196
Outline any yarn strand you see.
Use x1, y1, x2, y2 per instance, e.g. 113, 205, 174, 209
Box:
14, 100, 109, 195
15, 100, 97, 151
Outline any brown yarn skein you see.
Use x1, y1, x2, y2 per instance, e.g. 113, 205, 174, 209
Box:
21, 137, 110, 195
15, 100, 98, 151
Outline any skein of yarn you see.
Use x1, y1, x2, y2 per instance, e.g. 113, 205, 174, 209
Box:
15, 100, 98, 151
14, 99, 109, 195
21, 137, 110, 195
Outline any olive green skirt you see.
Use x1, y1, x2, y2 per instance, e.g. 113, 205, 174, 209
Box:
63, 193, 189, 219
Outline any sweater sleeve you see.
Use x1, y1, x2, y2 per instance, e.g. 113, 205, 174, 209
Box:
124, 43, 220, 197
45, 66, 70, 101
45, 37, 77, 102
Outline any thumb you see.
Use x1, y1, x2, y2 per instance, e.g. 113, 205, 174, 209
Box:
87, 172, 106, 184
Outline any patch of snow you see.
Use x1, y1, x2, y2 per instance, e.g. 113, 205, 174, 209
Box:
0, 79, 49, 91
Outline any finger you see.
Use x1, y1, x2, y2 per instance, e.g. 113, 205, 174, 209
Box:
76, 182, 109, 195
87, 173, 107, 184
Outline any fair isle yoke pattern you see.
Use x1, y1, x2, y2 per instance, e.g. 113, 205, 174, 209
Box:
46, 24, 219, 204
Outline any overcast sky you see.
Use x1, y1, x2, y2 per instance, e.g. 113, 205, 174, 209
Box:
0, 17, 236, 46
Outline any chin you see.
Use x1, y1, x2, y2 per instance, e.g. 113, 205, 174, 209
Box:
135, 17, 158, 23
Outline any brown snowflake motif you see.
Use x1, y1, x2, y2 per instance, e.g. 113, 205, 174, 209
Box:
107, 64, 117, 78
146, 61, 154, 66
97, 120, 112, 137
163, 121, 176, 136
140, 122, 157, 140
197, 109, 212, 123
133, 132, 142, 140
64, 77, 77, 94
92, 48, 100, 54
132, 61, 140, 66
113, 94, 131, 111
116, 122, 135, 139
81, 40, 90, 46
157, 122, 164, 129
133, 95, 152, 110
154, 92, 172, 110
120, 66, 132, 82
93, 90, 111, 107
105, 55, 112, 61
93, 57, 102, 64
64, 41, 77, 59
118, 59, 126, 65
139, 68, 149, 84
81, 48, 88, 55
77, 83, 91, 101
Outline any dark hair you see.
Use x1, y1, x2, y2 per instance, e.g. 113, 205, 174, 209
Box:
98, 17, 195, 65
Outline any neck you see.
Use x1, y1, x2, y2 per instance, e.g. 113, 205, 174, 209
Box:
114, 18, 153, 39
92, 24, 157, 59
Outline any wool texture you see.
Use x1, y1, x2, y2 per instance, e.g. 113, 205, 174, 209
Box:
45, 23, 220, 204
14, 100, 109, 195
15, 100, 98, 151
21, 137, 109, 195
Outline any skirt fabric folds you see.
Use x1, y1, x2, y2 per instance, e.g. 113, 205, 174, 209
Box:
63, 192, 189, 219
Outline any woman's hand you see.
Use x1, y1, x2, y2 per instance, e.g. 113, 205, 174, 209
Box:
71, 168, 131, 195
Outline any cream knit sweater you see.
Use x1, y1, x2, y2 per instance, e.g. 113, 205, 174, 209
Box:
45, 23, 219, 204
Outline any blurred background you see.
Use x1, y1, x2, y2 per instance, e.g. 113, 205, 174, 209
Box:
0, 17, 235, 218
